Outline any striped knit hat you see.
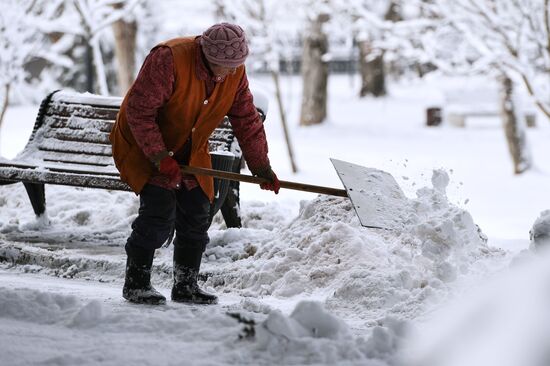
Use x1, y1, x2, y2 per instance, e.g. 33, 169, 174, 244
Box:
200, 23, 249, 68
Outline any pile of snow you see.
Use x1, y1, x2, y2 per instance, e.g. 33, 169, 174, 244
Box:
253, 301, 367, 364
0, 287, 88, 325
252, 300, 412, 365
0, 167, 506, 365
0, 168, 505, 330
0, 184, 138, 280
0, 184, 136, 243
530, 210, 550, 250
206, 169, 503, 328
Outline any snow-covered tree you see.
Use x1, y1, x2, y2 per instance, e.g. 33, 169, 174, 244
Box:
340, 0, 408, 97
0, 0, 45, 127
427, 0, 550, 120
342, 0, 547, 173
111, 2, 138, 95
411, 0, 548, 173
353, 0, 550, 121
214, 0, 299, 172
68, 0, 144, 95
299, 1, 330, 126
500, 75, 531, 174
350, 1, 389, 97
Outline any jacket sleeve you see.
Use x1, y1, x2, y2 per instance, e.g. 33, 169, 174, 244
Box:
126, 46, 175, 160
227, 71, 271, 173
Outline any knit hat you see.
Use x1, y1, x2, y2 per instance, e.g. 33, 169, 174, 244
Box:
200, 23, 249, 68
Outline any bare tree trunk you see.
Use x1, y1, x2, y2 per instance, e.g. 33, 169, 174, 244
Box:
85, 43, 95, 93
0, 83, 10, 130
272, 71, 298, 173
112, 9, 137, 95
299, 14, 329, 126
358, 42, 386, 97
358, 1, 402, 98
500, 75, 531, 174
91, 37, 109, 96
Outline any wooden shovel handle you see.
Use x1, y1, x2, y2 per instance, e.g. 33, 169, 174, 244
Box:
180, 165, 347, 197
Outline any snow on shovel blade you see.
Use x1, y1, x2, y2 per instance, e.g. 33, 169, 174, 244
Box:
331, 158, 408, 230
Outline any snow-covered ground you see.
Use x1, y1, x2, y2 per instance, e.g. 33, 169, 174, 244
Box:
1, 74, 550, 365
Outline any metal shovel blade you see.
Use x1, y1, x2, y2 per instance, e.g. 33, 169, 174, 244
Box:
331, 158, 408, 230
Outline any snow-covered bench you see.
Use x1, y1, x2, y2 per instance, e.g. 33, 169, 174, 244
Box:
444, 84, 537, 128
0, 90, 266, 228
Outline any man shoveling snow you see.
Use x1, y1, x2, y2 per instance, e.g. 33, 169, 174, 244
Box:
110, 22, 280, 306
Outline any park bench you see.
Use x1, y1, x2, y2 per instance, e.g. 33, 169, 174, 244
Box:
0, 90, 266, 228
444, 84, 537, 128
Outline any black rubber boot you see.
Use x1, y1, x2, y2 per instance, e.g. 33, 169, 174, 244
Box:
171, 245, 218, 305
123, 246, 166, 305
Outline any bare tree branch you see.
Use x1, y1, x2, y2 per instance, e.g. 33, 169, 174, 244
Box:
465, 0, 518, 57
519, 73, 550, 119
95, 0, 142, 34
74, 0, 92, 36
0, 84, 10, 128
24, 0, 38, 13
545, 0, 550, 57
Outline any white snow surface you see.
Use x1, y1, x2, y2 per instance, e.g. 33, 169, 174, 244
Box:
51, 91, 122, 107
407, 248, 550, 366
1, 74, 550, 365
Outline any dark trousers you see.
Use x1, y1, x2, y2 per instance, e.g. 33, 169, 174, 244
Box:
126, 184, 212, 253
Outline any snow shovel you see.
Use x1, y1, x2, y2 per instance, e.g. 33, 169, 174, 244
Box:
181, 158, 407, 230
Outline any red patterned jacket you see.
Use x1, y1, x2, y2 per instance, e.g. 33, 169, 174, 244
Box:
125, 37, 270, 190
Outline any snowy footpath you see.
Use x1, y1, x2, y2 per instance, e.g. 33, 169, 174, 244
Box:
0, 169, 512, 365
1, 75, 550, 365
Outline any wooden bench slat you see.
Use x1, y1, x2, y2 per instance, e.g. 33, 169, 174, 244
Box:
208, 141, 231, 152
210, 128, 234, 141
0, 166, 129, 191
38, 138, 112, 156
0, 160, 118, 176
47, 115, 113, 132
40, 151, 114, 167
47, 103, 119, 120
51, 92, 122, 108
43, 128, 110, 145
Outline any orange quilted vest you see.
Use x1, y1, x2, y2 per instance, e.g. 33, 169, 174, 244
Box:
109, 37, 244, 200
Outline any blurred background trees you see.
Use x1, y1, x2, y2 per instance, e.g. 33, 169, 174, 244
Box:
0, 0, 548, 174
0, 0, 50, 128
299, 1, 330, 126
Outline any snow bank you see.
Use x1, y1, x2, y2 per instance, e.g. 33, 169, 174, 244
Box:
0, 168, 503, 330
252, 301, 367, 364
530, 210, 550, 250
0, 287, 103, 328
258, 301, 350, 343
231, 300, 408, 365
0, 167, 505, 365
208, 169, 502, 326
0, 184, 138, 280
51, 91, 122, 107
0, 284, 389, 365
406, 248, 550, 366
0, 184, 136, 242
